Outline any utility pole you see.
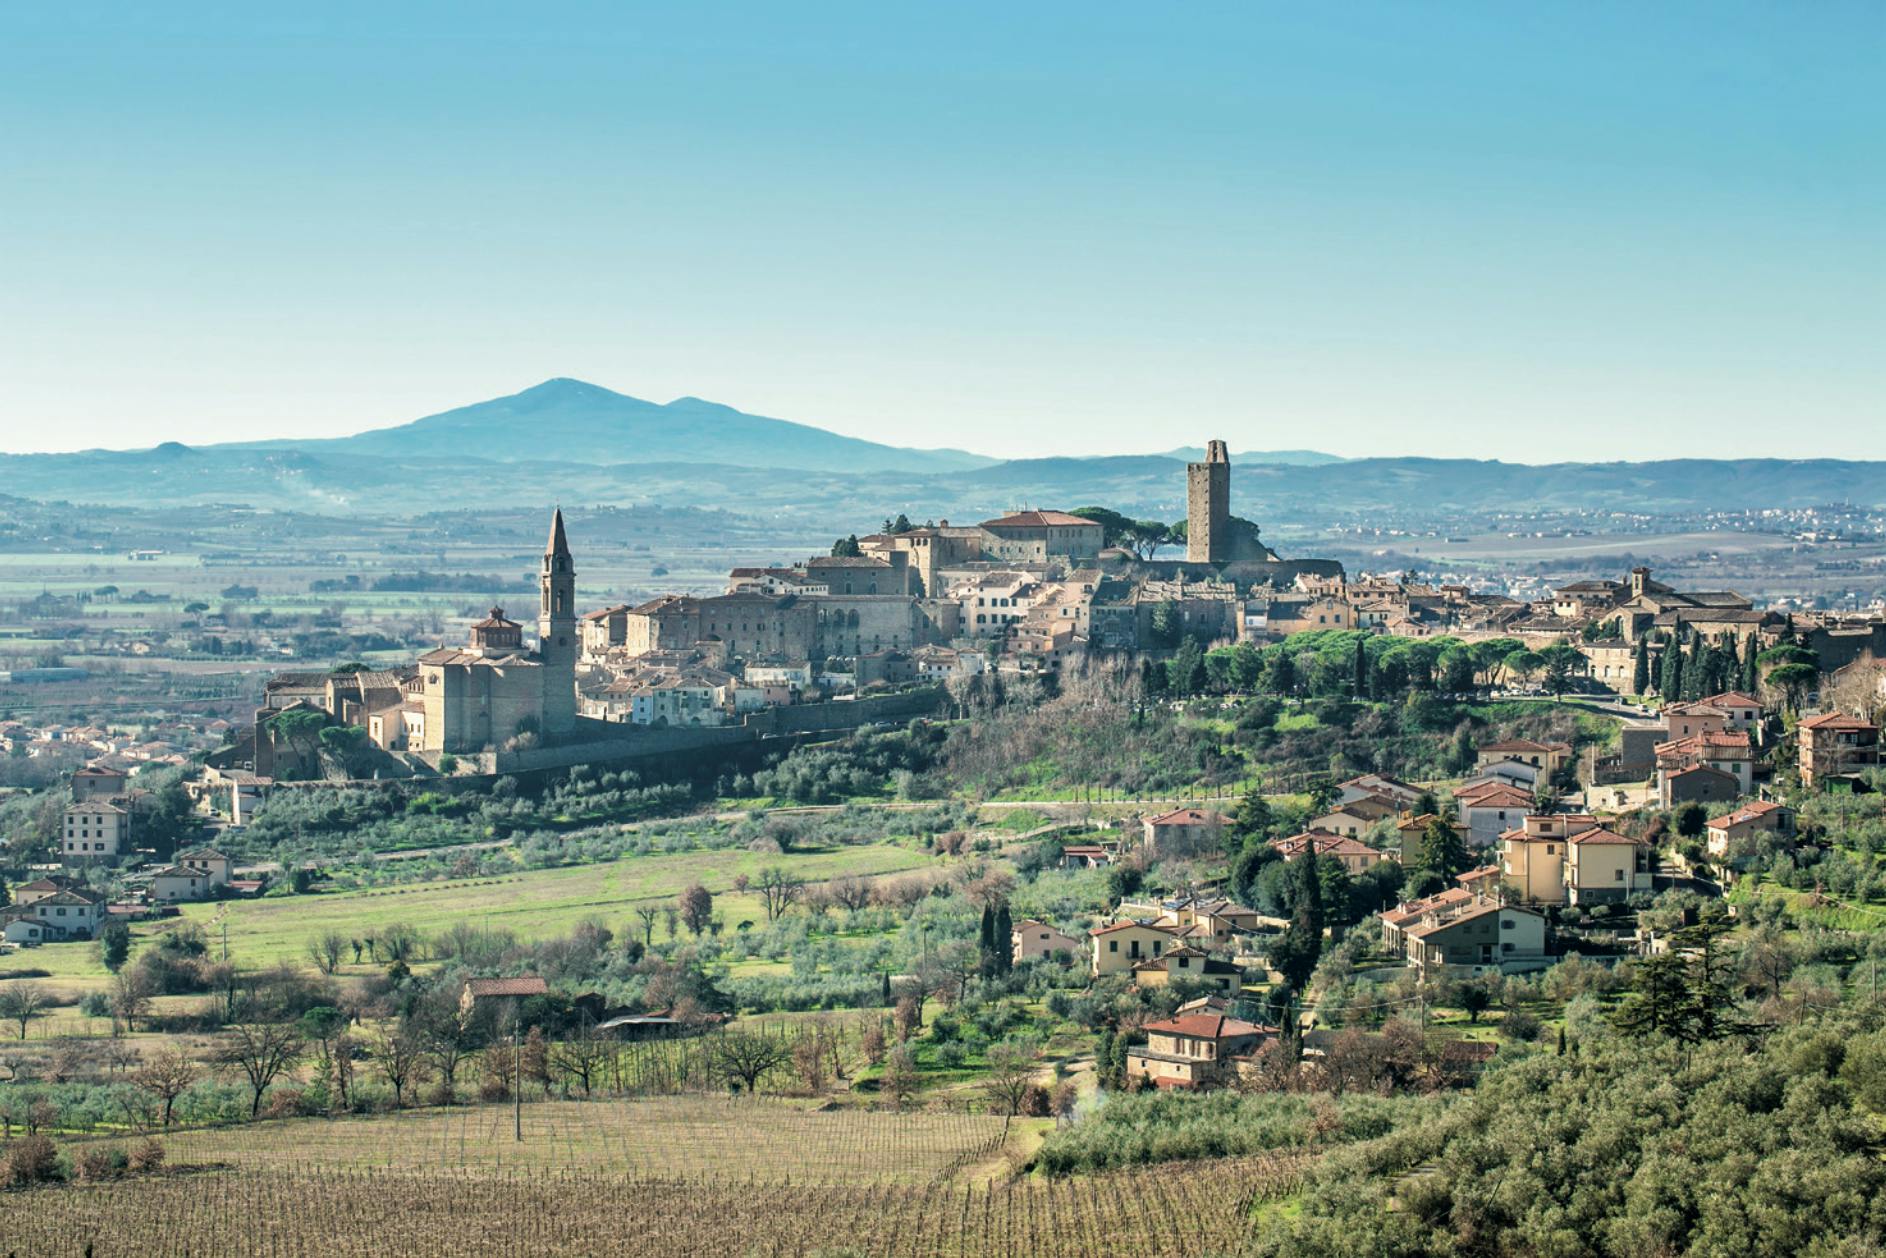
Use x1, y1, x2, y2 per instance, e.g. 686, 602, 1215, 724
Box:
513, 1004, 523, 1142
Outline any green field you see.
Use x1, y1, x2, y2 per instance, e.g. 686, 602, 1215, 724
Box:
16, 841, 934, 987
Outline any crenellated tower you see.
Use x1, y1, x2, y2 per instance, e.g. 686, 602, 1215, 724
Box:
539, 507, 578, 735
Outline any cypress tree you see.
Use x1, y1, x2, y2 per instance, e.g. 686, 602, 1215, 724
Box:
993, 903, 1013, 974
977, 904, 995, 967
1352, 637, 1369, 698
1661, 637, 1684, 700
1632, 638, 1650, 696
1743, 641, 1759, 692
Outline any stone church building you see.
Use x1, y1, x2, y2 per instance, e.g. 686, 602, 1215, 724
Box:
412, 508, 580, 754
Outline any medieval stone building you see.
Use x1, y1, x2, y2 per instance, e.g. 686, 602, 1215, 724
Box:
1187, 439, 1231, 564
413, 508, 580, 754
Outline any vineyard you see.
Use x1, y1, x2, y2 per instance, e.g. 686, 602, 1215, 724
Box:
0, 1155, 1306, 1256
135, 1096, 1013, 1182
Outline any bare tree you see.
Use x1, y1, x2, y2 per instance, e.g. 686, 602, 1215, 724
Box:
306, 930, 348, 976
414, 990, 481, 1103
879, 1045, 919, 1109
709, 1029, 791, 1094
634, 905, 660, 947
134, 1044, 198, 1128
550, 1021, 613, 1097
371, 1020, 429, 1108
980, 1041, 1037, 1116
219, 1021, 305, 1117
110, 973, 156, 1041
828, 876, 873, 912
0, 984, 49, 1039
756, 866, 804, 922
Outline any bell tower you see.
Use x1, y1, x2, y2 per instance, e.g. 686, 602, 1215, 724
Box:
539, 507, 577, 735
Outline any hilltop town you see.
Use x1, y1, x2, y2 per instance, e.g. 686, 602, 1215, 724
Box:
5, 430, 1886, 1253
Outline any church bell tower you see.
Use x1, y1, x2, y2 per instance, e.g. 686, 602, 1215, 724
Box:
539, 507, 577, 735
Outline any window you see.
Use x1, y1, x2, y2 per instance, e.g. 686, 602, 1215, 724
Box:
1500, 918, 1514, 930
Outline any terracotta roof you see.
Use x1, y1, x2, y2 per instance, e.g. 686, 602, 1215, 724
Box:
980, 511, 1100, 529
1142, 1013, 1267, 1040
1269, 831, 1383, 858
1404, 900, 1541, 939
1801, 712, 1877, 731
1089, 921, 1181, 937
471, 607, 520, 630
1146, 808, 1230, 827
464, 976, 548, 999
1456, 786, 1534, 809
1707, 800, 1788, 831
1567, 827, 1645, 846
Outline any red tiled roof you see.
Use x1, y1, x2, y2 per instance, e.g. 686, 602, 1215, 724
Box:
1567, 827, 1644, 846
1146, 808, 1230, 827
464, 976, 547, 998
1269, 831, 1382, 858
1142, 1013, 1267, 1040
980, 511, 1101, 528
1090, 921, 1181, 937
1707, 800, 1788, 830
1801, 712, 1877, 731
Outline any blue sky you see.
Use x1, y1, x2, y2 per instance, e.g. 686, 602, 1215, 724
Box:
2, 2, 1881, 459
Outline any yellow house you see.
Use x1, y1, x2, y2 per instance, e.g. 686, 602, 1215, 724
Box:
1498, 813, 1598, 906
1130, 946, 1244, 995
1011, 919, 1083, 965
1090, 921, 1181, 977
1563, 827, 1653, 904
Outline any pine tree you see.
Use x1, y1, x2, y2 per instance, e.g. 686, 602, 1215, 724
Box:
1416, 815, 1472, 880
1632, 637, 1650, 696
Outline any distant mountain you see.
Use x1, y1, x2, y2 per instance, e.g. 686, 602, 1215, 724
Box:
1157, 445, 1345, 466
230, 378, 998, 475
4, 380, 1886, 525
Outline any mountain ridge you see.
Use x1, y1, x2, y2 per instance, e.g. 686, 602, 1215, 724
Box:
219, 377, 999, 475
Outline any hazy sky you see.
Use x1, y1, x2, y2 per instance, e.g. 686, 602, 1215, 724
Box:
3, 3, 1882, 460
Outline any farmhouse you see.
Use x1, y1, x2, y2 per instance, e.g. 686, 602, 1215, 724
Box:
1125, 1013, 1272, 1089
1089, 921, 1181, 977
1141, 808, 1230, 856
1010, 919, 1083, 964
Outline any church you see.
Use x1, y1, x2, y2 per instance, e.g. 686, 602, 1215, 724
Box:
410, 508, 580, 754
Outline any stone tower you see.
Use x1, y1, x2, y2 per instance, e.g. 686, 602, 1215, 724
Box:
538, 507, 578, 735
1186, 439, 1230, 564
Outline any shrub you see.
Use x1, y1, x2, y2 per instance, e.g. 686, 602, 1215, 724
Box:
73, 1145, 126, 1182
127, 1138, 165, 1173
1, 1134, 62, 1186
1018, 1084, 1052, 1117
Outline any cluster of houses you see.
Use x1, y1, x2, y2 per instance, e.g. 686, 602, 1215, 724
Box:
0, 717, 203, 769
2, 848, 241, 946
1002, 681, 1878, 1089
